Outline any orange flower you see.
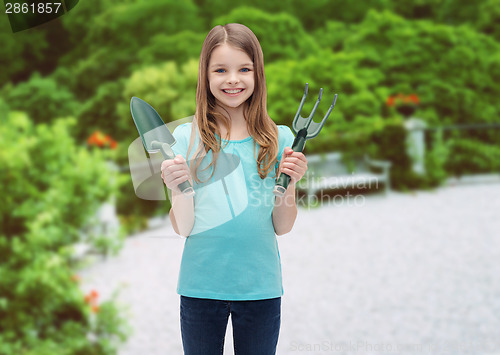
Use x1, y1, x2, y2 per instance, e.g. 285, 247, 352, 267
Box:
86, 132, 98, 145
84, 289, 100, 313
386, 93, 420, 107
407, 94, 420, 104
84, 289, 99, 304
87, 131, 117, 149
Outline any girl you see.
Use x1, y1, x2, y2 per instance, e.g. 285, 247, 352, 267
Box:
161, 23, 307, 355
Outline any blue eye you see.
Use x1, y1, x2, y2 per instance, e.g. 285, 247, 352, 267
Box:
241, 68, 250, 72
215, 69, 225, 73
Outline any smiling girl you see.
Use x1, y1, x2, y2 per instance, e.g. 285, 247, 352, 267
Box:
161, 23, 307, 354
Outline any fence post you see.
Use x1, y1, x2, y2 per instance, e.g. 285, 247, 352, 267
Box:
404, 118, 427, 175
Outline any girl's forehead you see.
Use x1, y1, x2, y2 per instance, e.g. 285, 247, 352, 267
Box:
209, 44, 253, 66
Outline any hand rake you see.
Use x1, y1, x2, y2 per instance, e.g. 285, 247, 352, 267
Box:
273, 83, 338, 196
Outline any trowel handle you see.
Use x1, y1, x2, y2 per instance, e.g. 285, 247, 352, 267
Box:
151, 141, 195, 197
273, 129, 307, 196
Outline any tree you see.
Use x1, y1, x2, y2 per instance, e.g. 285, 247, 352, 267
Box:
0, 113, 128, 354
0, 72, 80, 125
118, 59, 198, 140
213, 7, 320, 62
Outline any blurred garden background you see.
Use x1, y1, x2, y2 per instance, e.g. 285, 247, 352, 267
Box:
1, 0, 500, 353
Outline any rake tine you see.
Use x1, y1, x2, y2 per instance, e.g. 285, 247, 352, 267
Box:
307, 88, 324, 127
293, 83, 309, 122
305, 94, 338, 139
322, 94, 338, 122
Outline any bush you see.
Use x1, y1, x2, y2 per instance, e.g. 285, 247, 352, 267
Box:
0, 112, 129, 354
1, 72, 80, 125
444, 137, 500, 176
137, 31, 205, 67
213, 7, 320, 62
424, 129, 450, 186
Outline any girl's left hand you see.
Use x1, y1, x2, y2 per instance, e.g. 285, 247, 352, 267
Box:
279, 147, 308, 184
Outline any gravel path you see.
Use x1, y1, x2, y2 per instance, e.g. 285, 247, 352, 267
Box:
79, 182, 500, 354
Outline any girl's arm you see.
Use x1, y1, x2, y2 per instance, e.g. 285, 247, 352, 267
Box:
162, 155, 195, 237
272, 182, 298, 235
169, 189, 194, 237
272, 148, 307, 236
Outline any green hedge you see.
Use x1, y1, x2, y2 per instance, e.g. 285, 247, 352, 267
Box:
0, 113, 129, 354
445, 137, 500, 176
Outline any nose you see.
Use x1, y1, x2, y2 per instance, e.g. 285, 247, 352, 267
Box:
227, 71, 240, 85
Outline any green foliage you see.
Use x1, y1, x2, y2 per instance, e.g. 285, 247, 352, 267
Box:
1, 72, 80, 125
476, 0, 500, 41
76, 80, 125, 141
344, 10, 500, 127
424, 129, 450, 186
0, 112, 128, 353
0, 113, 115, 242
312, 21, 351, 52
444, 137, 500, 176
137, 31, 206, 67
204, 0, 391, 30
293, 0, 391, 28
57, 0, 201, 101
0, 10, 66, 84
118, 60, 198, 139
115, 173, 166, 235
213, 7, 320, 62
78, 0, 201, 60
66, 48, 135, 101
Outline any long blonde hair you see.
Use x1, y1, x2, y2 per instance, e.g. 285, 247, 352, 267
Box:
188, 23, 279, 183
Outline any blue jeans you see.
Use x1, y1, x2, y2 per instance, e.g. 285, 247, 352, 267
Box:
180, 295, 281, 355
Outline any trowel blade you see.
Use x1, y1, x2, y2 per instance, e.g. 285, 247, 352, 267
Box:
130, 96, 176, 153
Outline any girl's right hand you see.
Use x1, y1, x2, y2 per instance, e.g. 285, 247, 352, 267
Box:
161, 155, 193, 192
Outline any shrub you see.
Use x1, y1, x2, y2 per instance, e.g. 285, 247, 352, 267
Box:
444, 137, 500, 176
0, 112, 129, 354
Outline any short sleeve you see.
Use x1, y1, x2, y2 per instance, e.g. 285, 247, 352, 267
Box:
171, 123, 191, 158
277, 125, 295, 162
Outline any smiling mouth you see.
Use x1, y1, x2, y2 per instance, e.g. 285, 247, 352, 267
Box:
222, 89, 244, 94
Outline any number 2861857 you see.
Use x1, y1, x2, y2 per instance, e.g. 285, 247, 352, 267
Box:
5, 2, 62, 14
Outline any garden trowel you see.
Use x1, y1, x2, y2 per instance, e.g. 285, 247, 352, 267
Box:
130, 96, 195, 197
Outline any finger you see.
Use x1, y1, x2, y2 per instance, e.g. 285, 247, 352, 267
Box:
282, 156, 306, 167
163, 162, 188, 175
286, 151, 307, 162
281, 167, 298, 182
174, 154, 186, 163
294, 152, 307, 163
161, 159, 175, 170
165, 168, 189, 181
164, 173, 189, 189
170, 175, 189, 186
281, 161, 307, 176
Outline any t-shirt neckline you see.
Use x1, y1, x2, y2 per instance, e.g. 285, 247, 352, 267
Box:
216, 134, 253, 143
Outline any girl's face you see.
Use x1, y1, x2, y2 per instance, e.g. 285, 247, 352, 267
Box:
208, 44, 255, 112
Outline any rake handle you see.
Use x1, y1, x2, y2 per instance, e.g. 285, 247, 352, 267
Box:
151, 141, 195, 197
273, 129, 307, 196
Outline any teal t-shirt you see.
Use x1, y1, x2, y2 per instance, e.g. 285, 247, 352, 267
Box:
171, 122, 295, 300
